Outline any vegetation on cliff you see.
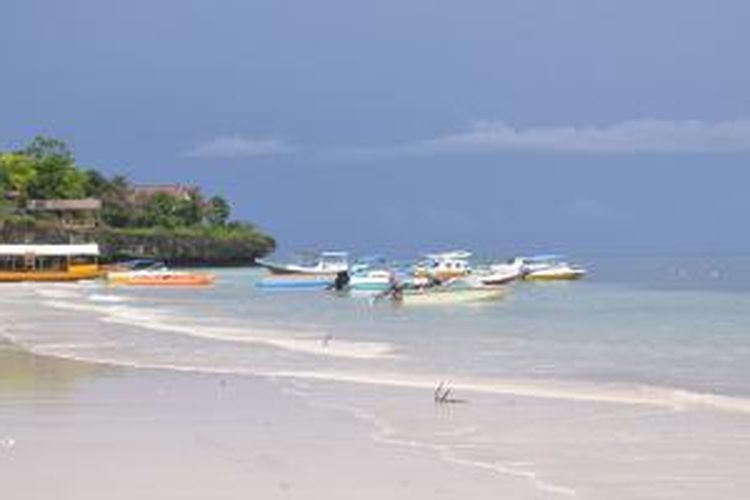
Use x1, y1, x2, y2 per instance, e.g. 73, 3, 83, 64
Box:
0, 136, 275, 264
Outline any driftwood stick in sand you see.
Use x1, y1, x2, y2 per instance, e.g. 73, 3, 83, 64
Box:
434, 381, 468, 404
434, 381, 446, 402
321, 333, 333, 348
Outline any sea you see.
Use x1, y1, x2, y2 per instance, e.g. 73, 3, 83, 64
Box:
2, 255, 750, 499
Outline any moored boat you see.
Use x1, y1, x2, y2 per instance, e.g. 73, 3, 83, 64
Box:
348, 269, 393, 291
108, 271, 216, 286
524, 264, 586, 281
256, 251, 349, 275
0, 244, 101, 282
412, 250, 472, 282
513, 255, 587, 281
475, 261, 524, 286
396, 286, 508, 306
107, 262, 215, 286
256, 274, 334, 290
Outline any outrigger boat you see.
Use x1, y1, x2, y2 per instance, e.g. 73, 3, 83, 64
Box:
378, 273, 509, 306
256, 251, 349, 275
395, 279, 508, 306
399, 288, 507, 306
0, 244, 101, 282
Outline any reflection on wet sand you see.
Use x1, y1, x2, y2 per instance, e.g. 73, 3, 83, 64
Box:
0, 342, 101, 397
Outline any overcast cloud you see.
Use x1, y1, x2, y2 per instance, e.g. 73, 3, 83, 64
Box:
411, 119, 750, 155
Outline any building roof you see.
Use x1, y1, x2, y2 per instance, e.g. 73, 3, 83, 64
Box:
0, 244, 100, 256
130, 184, 196, 199
26, 199, 102, 211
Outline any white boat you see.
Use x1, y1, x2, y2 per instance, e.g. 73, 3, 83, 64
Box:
256, 251, 349, 275
512, 255, 587, 281
475, 261, 524, 286
524, 263, 586, 281
348, 268, 394, 292
390, 275, 508, 305
396, 285, 507, 306
413, 250, 472, 282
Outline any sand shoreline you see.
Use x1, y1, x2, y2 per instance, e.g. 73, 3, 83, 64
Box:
4, 280, 750, 499
0, 343, 545, 500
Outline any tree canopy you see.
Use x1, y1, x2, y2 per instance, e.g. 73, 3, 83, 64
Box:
1, 135, 246, 231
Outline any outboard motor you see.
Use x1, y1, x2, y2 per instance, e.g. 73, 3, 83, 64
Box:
333, 270, 350, 291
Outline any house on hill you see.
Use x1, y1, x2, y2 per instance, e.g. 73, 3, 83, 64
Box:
26, 198, 102, 229
129, 184, 197, 204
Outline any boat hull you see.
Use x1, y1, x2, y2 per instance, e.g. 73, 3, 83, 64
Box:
524, 269, 586, 281
477, 269, 522, 286
397, 287, 507, 305
256, 257, 348, 276
0, 264, 101, 282
108, 272, 215, 286
256, 275, 334, 290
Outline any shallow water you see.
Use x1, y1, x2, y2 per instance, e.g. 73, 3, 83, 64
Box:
2, 256, 750, 499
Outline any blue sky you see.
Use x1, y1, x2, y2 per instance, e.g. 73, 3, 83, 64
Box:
2, 0, 749, 255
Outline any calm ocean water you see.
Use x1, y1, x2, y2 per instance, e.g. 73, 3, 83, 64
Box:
3, 255, 750, 498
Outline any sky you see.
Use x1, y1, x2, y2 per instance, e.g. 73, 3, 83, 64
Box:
2, 0, 749, 256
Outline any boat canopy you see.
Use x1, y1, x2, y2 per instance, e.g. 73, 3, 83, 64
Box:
320, 251, 349, 258
0, 244, 100, 257
522, 254, 564, 263
356, 254, 386, 264
425, 250, 472, 260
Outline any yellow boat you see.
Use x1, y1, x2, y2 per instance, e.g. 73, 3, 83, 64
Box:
0, 244, 101, 282
523, 266, 586, 281
510, 255, 587, 281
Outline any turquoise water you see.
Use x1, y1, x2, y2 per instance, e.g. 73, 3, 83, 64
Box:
4, 256, 750, 407
3, 256, 750, 498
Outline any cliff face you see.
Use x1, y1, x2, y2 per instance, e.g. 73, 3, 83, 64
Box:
0, 218, 275, 266
0, 217, 70, 243
97, 228, 275, 266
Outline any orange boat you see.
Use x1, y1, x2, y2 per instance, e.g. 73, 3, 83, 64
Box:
108, 270, 216, 286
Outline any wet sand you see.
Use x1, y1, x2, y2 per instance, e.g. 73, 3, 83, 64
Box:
4, 278, 750, 499
0, 343, 537, 500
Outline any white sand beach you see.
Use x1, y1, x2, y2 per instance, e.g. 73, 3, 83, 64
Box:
3, 274, 750, 499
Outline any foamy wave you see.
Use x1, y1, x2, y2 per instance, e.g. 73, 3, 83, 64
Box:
34, 288, 83, 299
5, 325, 750, 419
88, 294, 130, 303
18, 288, 750, 417
40, 299, 395, 360
266, 370, 750, 415
284, 385, 578, 498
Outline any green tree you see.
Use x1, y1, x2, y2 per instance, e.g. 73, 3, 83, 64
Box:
0, 153, 37, 198
206, 195, 231, 226
23, 135, 74, 163
84, 169, 111, 197
27, 155, 87, 199
175, 190, 204, 226
100, 175, 134, 227
139, 193, 180, 228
